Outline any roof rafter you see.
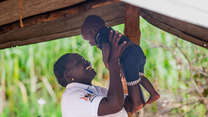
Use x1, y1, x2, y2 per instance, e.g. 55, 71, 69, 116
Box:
0, 0, 207, 49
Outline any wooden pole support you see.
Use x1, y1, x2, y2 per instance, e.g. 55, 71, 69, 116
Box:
124, 4, 140, 45
124, 3, 141, 117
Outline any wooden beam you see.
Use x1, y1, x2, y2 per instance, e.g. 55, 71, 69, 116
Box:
140, 8, 208, 48
0, 0, 207, 49
0, 0, 125, 49
0, 0, 120, 35
0, 0, 86, 26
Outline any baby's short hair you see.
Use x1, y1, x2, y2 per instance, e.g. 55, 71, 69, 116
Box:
81, 15, 105, 35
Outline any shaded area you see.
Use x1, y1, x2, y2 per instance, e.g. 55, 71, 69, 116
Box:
0, 20, 207, 117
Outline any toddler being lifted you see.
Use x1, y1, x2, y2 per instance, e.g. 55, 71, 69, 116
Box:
81, 15, 160, 107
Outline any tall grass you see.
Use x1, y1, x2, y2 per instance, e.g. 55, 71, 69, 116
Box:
0, 18, 207, 117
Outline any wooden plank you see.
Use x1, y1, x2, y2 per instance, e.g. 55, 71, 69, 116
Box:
0, 1, 125, 49
0, 0, 85, 26
140, 8, 208, 48
0, 1, 207, 49
141, 9, 208, 41
0, 0, 120, 36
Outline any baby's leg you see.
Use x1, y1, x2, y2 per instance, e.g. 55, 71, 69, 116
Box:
139, 75, 160, 104
127, 84, 145, 111
120, 45, 150, 110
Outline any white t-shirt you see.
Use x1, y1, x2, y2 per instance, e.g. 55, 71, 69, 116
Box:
61, 82, 128, 117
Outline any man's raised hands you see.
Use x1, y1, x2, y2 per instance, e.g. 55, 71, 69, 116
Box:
109, 30, 127, 64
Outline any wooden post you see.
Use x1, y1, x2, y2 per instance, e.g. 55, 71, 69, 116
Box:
124, 4, 141, 45
124, 4, 141, 117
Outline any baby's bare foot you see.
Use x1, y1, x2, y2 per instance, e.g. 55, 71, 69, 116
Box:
146, 93, 160, 104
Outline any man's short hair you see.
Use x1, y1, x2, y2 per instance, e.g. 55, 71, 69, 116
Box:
81, 15, 105, 35
54, 54, 70, 87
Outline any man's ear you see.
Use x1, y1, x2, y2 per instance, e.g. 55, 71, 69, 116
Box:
64, 71, 72, 82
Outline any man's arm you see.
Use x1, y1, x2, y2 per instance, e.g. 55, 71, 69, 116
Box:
98, 31, 127, 116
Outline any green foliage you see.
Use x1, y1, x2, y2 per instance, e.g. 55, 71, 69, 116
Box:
0, 18, 207, 117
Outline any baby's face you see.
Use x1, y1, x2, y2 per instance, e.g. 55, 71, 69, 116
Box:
81, 30, 97, 46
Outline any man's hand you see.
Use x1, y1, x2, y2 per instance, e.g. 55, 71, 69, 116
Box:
109, 30, 127, 63
102, 30, 126, 69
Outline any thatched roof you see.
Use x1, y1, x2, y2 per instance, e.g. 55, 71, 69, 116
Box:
0, 0, 207, 49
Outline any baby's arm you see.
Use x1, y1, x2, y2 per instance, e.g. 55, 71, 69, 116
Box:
139, 75, 160, 104
101, 43, 111, 69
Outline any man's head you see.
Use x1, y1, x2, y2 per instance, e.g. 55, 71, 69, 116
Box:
54, 53, 96, 87
81, 15, 105, 45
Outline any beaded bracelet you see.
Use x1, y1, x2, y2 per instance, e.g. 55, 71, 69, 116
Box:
126, 72, 144, 86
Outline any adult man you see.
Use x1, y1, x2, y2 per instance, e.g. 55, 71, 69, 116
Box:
54, 30, 141, 117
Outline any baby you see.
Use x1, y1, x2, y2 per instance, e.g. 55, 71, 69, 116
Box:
81, 15, 160, 106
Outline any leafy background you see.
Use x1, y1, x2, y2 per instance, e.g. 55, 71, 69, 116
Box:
0, 18, 207, 117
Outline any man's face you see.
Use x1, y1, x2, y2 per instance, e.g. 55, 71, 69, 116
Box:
66, 55, 96, 83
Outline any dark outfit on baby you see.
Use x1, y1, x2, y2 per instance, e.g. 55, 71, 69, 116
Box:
95, 26, 146, 102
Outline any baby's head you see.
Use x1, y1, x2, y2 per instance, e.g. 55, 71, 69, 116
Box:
81, 15, 105, 45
